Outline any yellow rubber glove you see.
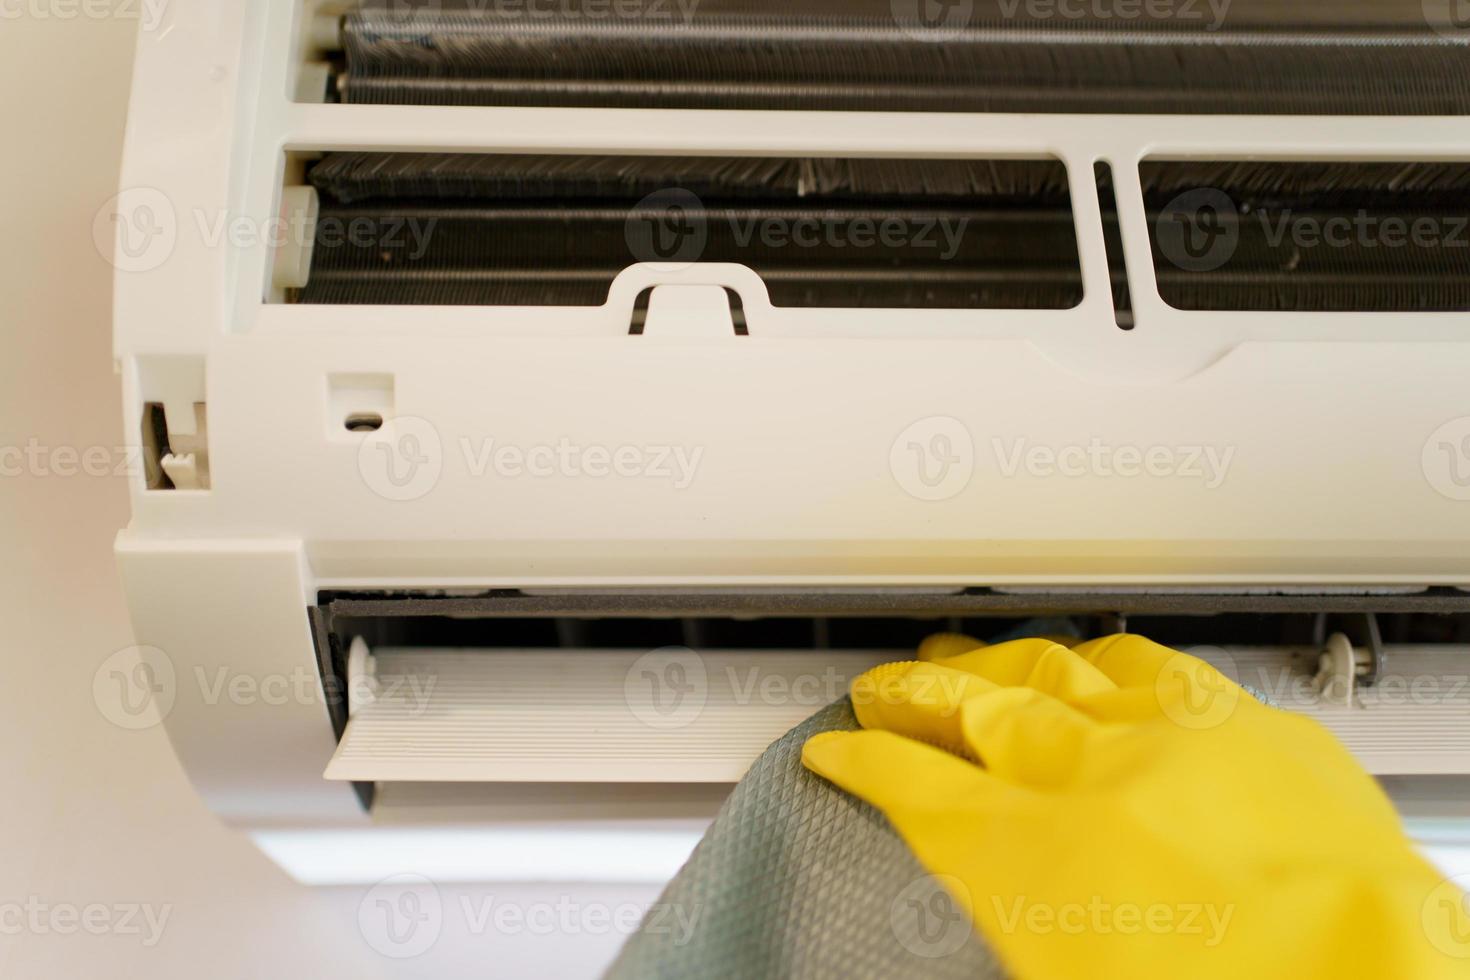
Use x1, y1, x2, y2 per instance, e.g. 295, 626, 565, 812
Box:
802, 633, 1470, 979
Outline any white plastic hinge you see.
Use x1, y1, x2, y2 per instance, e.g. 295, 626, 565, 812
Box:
159, 401, 210, 490
346, 636, 380, 718
272, 186, 320, 291
160, 452, 206, 490
1312, 632, 1376, 707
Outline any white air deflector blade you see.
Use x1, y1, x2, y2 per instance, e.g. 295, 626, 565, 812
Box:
325, 648, 895, 783
1222, 645, 1470, 776
324, 645, 1470, 784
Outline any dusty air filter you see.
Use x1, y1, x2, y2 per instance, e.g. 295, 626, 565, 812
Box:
331, 0, 1470, 114
298, 153, 1084, 309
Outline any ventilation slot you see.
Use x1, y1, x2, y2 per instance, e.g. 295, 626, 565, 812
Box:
1094, 161, 1133, 329
1142, 161, 1470, 312
310, 594, 1470, 787
317, 0, 1470, 114
140, 403, 172, 490
292, 153, 1082, 310
139, 401, 210, 490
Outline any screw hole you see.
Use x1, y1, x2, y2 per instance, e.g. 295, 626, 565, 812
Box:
345, 412, 383, 433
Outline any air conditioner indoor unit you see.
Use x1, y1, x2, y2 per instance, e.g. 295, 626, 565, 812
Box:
111, 0, 1470, 881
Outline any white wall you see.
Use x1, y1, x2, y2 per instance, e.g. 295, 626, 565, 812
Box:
0, 12, 663, 979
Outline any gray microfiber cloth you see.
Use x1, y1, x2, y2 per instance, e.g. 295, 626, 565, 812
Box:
604, 697, 1007, 980
606, 625, 1269, 979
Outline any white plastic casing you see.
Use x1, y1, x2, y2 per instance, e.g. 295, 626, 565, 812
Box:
110, 0, 1470, 833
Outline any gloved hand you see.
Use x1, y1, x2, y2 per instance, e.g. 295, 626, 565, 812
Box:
801, 633, 1470, 979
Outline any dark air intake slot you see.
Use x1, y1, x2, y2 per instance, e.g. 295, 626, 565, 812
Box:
296, 153, 1082, 309
1140, 161, 1470, 312
332, 0, 1470, 114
